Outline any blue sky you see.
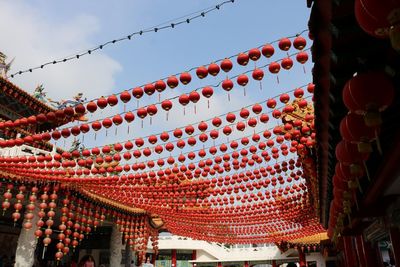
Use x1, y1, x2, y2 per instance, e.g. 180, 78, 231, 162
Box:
1, 0, 312, 150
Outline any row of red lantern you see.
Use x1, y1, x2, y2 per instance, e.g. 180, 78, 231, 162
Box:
0, 114, 315, 164
0, 38, 310, 131
84, 181, 307, 210
328, 70, 395, 241
0, 155, 305, 189
84, 184, 311, 224
0, 182, 155, 261
1, 148, 305, 185
155, 217, 323, 244
0, 85, 314, 149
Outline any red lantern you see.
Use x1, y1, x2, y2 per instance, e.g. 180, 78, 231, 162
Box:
278, 38, 292, 51
167, 76, 179, 89
293, 36, 307, 50
296, 52, 309, 64
354, 0, 400, 40
237, 53, 249, 66
266, 99, 277, 109
202, 87, 214, 98
237, 74, 249, 87
221, 59, 233, 72
261, 44, 274, 58
155, 80, 166, 93
179, 94, 190, 106
107, 95, 118, 106
180, 72, 192, 85
208, 63, 220, 76
132, 87, 144, 99
281, 58, 293, 70
269, 62, 281, 74
340, 113, 376, 153
248, 48, 261, 61
196, 66, 208, 79
252, 69, 264, 80
97, 97, 108, 109
120, 91, 131, 103
124, 112, 135, 123
144, 84, 155, 96
222, 79, 234, 92
342, 71, 395, 126
161, 100, 173, 111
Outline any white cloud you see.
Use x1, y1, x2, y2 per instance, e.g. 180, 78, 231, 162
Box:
0, 2, 121, 101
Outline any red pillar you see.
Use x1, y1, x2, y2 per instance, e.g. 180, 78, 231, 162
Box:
343, 236, 357, 267
390, 227, 400, 266
355, 235, 367, 267
192, 250, 196, 267
271, 260, 277, 267
152, 254, 156, 265
171, 249, 177, 267
217, 262, 222, 267
244, 261, 249, 267
298, 248, 307, 267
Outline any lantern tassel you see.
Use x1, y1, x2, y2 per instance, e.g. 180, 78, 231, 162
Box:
194, 105, 197, 114
183, 107, 186, 116
207, 100, 210, 109
127, 125, 130, 134
353, 191, 359, 211
150, 117, 153, 125
259, 82, 262, 91
228, 93, 230, 102
124, 104, 126, 113
106, 129, 108, 137
276, 76, 280, 84
137, 100, 139, 108
141, 120, 143, 129
375, 129, 383, 155
303, 66, 306, 74
94, 132, 97, 141
42, 246, 46, 259
115, 128, 118, 136
362, 161, 371, 181
243, 87, 246, 96
166, 112, 169, 121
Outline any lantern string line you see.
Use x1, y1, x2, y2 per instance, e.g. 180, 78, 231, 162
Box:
8, 0, 236, 79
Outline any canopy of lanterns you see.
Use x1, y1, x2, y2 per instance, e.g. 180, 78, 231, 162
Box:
0, 33, 326, 262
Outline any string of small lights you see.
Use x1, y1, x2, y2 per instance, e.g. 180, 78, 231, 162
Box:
8, 0, 236, 78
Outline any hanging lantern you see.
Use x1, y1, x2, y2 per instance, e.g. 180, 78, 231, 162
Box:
248, 48, 261, 61
278, 38, 292, 51
237, 53, 249, 66
261, 44, 275, 58
132, 87, 144, 99
221, 58, 233, 72
281, 58, 294, 70
252, 68, 264, 80
237, 74, 249, 96
167, 76, 179, 88
144, 84, 155, 96
180, 72, 192, 85
296, 52, 309, 64
97, 97, 108, 109
340, 113, 377, 153
120, 91, 131, 103
208, 63, 220, 76
108, 95, 118, 106
293, 36, 307, 50
342, 71, 395, 126
196, 66, 208, 79
354, 0, 400, 50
